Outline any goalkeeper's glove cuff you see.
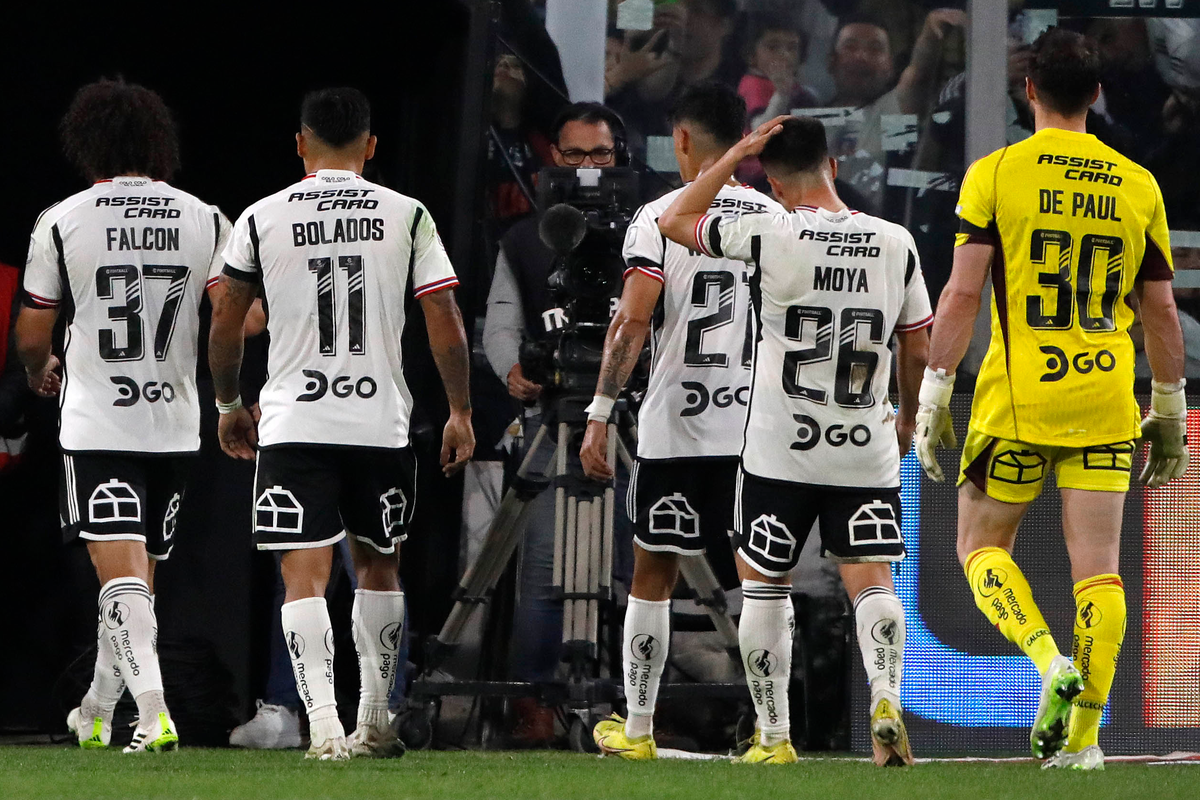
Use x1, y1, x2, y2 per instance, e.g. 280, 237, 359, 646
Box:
1150, 378, 1187, 419
919, 366, 955, 409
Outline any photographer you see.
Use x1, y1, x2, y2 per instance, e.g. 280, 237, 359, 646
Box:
482, 101, 631, 744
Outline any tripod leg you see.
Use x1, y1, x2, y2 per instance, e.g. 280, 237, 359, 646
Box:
552, 423, 569, 590
678, 556, 740, 650
600, 422, 618, 590
588, 496, 603, 646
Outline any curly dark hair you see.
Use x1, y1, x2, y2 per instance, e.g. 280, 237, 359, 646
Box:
60, 79, 180, 182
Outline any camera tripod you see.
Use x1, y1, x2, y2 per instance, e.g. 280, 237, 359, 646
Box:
401, 393, 742, 751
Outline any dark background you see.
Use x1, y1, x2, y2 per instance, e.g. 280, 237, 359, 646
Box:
0, 3, 489, 735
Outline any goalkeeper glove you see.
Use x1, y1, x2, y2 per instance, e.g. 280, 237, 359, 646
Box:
1140, 379, 1189, 488
914, 367, 957, 483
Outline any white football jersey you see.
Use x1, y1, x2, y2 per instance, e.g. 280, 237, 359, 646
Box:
224, 170, 458, 449
697, 205, 933, 488
23, 177, 229, 454
625, 183, 784, 460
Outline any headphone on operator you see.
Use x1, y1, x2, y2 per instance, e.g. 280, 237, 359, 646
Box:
550, 102, 629, 167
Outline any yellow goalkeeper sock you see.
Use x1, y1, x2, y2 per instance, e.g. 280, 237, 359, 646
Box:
964, 547, 1060, 674
1067, 574, 1126, 752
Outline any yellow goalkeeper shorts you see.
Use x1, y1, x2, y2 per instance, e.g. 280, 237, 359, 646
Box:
957, 428, 1135, 504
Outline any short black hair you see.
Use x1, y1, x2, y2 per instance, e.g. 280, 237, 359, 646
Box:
691, 0, 737, 19
759, 116, 828, 176
60, 79, 180, 183
551, 102, 626, 149
834, 12, 890, 46
301, 87, 372, 148
669, 82, 746, 148
1029, 27, 1101, 116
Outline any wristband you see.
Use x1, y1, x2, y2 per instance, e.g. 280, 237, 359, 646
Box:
585, 395, 615, 423
1150, 378, 1187, 418
918, 366, 955, 408
216, 395, 244, 415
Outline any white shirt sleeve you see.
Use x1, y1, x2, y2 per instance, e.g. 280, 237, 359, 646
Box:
895, 239, 934, 332
23, 209, 62, 308
410, 204, 459, 298
621, 203, 665, 283
222, 210, 260, 279
696, 211, 787, 265
206, 209, 234, 289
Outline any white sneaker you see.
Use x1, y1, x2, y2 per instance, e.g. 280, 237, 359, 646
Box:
66, 706, 111, 749
1031, 655, 1083, 759
348, 722, 406, 758
229, 701, 302, 749
123, 712, 179, 753
305, 716, 349, 761
1043, 744, 1104, 771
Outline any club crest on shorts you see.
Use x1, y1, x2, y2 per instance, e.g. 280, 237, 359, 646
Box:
103, 600, 129, 630
381, 621, 402, 650
162, 492, 181, 541
379, 487, 407, 534
848, 499, 902, 546
631, 634, 658, 660
977, 567, 1008, 598
747, 649, 776, 678
648, 493, 699, 538
255, 485, 304, 534
89, 479, 141, 523
286, 631, 305, 659
747, 514, 797, 565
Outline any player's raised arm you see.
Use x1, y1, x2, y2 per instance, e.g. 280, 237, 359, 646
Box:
421, 287, 475, 476
658, 115, 788, 249
580, 271, 662, 481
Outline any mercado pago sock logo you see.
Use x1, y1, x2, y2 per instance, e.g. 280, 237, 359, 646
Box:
1077, 600, 1102, 629
748, 649, 776, 678
286, 631, 305, 659
631, 634, 657, 660
978, 567, 1007, 597
871, 619, 899, 645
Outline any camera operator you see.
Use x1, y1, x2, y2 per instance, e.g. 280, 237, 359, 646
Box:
482, 101, 631, 744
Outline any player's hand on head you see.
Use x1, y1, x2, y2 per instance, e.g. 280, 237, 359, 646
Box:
507, 364, 542, 402
737, 115, 789, 158
217, 406, 258, 460
441, 413, 474, 477
580, 420, 614, 482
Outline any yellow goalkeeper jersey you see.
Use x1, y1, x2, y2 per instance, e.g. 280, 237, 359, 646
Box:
955, 127, 1173, 447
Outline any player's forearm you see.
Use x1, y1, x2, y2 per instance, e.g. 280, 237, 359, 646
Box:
208, 274, 256, 403
14, 307, 56, 374
596, 312, 649, 399
423, 290, 472, 415
659, 148, 740, 247
895, 328, 929, 427
1138, 282, 1186, 385
925, 287, 979, 375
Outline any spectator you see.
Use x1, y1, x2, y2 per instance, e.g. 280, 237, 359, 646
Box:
823, 9, 965, 214
607, 0, 741, 168
738, 13, 819, 129
482, 102, 634, 745
487, 53, 555, 238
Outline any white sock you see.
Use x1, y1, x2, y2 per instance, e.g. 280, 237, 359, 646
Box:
352, 589, 405, 729
854, 585, 904, 712
81, 619, 126, 722
281, 597, 338, 724
739, 580, 793, 746
98, 578, 166, 722
622, 597, 670, 739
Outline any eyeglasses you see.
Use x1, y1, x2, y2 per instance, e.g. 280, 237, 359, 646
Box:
556, 147, 616, 166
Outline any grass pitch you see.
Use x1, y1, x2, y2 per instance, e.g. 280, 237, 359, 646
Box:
0, 747, 1196, 800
